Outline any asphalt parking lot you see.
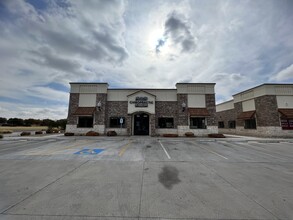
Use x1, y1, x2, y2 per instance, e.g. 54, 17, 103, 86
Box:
0, 135, 292, 220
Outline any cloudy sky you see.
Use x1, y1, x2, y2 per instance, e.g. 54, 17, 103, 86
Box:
0, 0, 292, 119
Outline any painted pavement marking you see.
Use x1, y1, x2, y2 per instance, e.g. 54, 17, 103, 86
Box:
191, 142, 228, 160
74, 148, 104, 155
158, 140, 171, 159
119, 140, 132, 157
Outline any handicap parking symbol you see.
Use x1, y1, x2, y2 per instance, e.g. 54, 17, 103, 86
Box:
74, 148, 104, 155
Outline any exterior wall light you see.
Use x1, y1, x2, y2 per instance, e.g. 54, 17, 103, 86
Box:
182, 102, 186, 112
97, 101, 102, 111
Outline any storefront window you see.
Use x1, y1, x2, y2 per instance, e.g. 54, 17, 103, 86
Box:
218, 121, 224, 128
158, 117, 174, 128
190, 117, 206, 129
281, 119, 293, 130
228, 120, 236, 129
244, 118, 256, 129
109, 117, 126, 128
78, 116, 93, 128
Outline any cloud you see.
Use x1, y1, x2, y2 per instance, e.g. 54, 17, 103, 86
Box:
271, 64, 293, 81
210, 73, 252, 103
29, 47, 82, 73
155, 38, 166, 54
163, 12, 196, 53
0, 101, 68, 120
0, 0, 293, 119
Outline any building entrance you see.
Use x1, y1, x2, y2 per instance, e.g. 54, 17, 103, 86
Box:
134, 113, 149, 135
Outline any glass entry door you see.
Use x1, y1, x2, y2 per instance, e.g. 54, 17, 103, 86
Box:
134, 113, 149, 135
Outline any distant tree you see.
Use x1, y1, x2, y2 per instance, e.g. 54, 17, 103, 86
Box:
24, 118, 42, 126
7, 118, 24, 126
41, 119, 56, 127
56, 119, 67, 130
24, 118, 33, 126
0, 117, 7, 124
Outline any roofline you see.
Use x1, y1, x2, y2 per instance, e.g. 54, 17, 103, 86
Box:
127, 90, 156, 97
233, 83, 293, 96
70, 82, 109, 85
108, 88, 176, 90
176, 83, 216, 85
216, 99, 234, 106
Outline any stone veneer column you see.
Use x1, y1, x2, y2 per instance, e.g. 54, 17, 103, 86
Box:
94, 94, 107, 134
106, 101, 131, 135
177, 94, 188, 126
234, 102, 243, 127
205, 94, 216, 126
255, 95, 279, 126
155, 101, 178, 128
150, 114, 156, 136
67, 93, 79, 125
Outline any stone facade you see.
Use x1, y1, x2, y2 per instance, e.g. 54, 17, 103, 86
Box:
234, 102, 243, 127
177, 94, 188, 126
205, 94, 216, 126
155, 101, 178, 128
67, 93, 79, 125
255, 95, 279, 126
150, 114, 156, 136
105, 101, 131, 135
66, 83, 217, 136
95, 94, 107, 126
217, 94, 293, 137
217, 108, 237, 134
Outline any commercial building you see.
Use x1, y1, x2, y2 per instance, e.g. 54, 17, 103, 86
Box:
66, 83, 217, 136
216, 84, 293, 137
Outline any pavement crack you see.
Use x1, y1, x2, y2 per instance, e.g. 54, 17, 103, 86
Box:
1, 160, 90, 214
138, 161, 145, 218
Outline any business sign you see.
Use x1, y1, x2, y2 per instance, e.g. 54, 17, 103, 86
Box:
129, 97, 154, 107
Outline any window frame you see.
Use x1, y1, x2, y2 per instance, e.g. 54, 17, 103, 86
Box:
109, 117, 126, 128
78, 116, 93, 128
218, 121, 225, 128
281, 119, 293, 130
244, 118, 256, 129
228, 120, 236, 129
158, 117, 174, 128
190, 117, 207, 129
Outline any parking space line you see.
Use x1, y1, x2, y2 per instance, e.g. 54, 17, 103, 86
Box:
118, 140, 132, 157
191, 142, 228, 160
158, 140, 171, 159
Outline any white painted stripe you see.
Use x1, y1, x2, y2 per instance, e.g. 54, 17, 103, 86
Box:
202, 147, 228, 160
158, 140, 171, 159
192, 143, 228, 160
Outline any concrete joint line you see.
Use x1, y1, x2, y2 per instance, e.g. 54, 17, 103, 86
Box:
1, 160, 90, 214
138, 161, 145, 218
158, 140, 171, 159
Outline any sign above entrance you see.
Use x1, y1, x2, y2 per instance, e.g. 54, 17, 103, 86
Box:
129, 97, 154, 107
127, 90, 156, 114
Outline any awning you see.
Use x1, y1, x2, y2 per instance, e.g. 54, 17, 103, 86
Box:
237, 110, 255, 120
73, 107, 95, 115
189, 108, 210, 116
278, 108, 293, 119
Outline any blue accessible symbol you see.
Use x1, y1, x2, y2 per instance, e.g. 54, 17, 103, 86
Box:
74, 149, 104, 155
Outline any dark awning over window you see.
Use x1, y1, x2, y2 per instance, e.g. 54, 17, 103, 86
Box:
189, 108, 210, 116
278, 109, 293, 119
237, 111, 255, 120
73, 107, 95, 115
